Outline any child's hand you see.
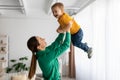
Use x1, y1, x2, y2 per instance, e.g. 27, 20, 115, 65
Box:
56, 28, 64, 33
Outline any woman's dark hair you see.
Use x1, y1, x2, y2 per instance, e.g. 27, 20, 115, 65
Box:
27, 36, 39, 79
27, 36, 39, 53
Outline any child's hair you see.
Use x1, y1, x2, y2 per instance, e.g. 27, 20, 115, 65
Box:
27, 36, 40, 79
51, 2, 64, 12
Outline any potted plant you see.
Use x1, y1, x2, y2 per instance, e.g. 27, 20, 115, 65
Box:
6, 56, 30, 80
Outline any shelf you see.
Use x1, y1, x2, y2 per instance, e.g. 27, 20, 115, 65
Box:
0, 52, 7, 54
0, 60, 6, 62
0, 35, 7, 37
0, 68, 5, 78
0, 43, 7, 45
0, 68, 4, 72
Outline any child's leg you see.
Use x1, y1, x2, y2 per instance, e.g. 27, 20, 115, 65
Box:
71, 28, 89, 52
71, 28, 93, 58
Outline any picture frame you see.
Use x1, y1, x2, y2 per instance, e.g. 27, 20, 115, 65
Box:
0, 34, 8, 68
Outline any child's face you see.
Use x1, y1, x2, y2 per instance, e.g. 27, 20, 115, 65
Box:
36, 36, 47, 50
52, 6, 63, 19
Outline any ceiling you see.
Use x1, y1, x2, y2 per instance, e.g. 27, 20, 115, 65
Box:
0, 0, 25, 15
0, 0, 95, 16
54, 0, 96, 15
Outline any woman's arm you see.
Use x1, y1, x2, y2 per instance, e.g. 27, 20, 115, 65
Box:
54, 32, 71, 57
47, 33, 65, 49
46, 31, 71, 61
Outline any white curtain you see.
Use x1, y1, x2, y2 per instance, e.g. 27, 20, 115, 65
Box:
75, 0, 120, 80
105, 0, 120, 80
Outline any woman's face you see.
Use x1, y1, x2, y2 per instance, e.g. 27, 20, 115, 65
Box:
36, 36, 47, 50
52, 6, 63, 19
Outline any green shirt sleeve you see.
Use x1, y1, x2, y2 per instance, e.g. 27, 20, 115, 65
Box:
47, 33, 64, 50
47, 32, 71, 61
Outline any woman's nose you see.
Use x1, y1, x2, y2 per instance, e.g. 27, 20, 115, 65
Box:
42, 38, 45, 40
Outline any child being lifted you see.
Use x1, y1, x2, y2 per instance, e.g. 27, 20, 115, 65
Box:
51, 2, 93, 59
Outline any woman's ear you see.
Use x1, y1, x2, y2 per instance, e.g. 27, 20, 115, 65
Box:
37, 46, 41, 50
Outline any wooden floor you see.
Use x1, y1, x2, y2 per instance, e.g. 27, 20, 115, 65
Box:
35, 74, 75, 80
35, 77, 75, 80
62, 77, 75, 80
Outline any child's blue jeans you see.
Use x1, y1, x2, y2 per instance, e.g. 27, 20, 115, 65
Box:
71, 28, 89, 52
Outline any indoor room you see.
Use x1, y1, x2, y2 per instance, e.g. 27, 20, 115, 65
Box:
0, 0, 120, 80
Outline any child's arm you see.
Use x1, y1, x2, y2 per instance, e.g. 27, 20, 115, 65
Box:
57, 20, 73, 33
56, 26, 64, 33
64, 20, 73, 31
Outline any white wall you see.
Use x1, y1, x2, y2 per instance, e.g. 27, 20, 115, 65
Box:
0, 16, 59, 65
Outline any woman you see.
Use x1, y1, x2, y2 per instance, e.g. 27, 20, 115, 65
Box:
27, 28, 71, 80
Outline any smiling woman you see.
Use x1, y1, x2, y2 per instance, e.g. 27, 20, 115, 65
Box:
36, 36, 47, 51
27, 29, 71, 80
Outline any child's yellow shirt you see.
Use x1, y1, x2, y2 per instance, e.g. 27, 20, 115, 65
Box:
58, 13, 80, 34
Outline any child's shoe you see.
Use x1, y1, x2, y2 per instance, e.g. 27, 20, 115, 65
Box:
87, 47, 93, 59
